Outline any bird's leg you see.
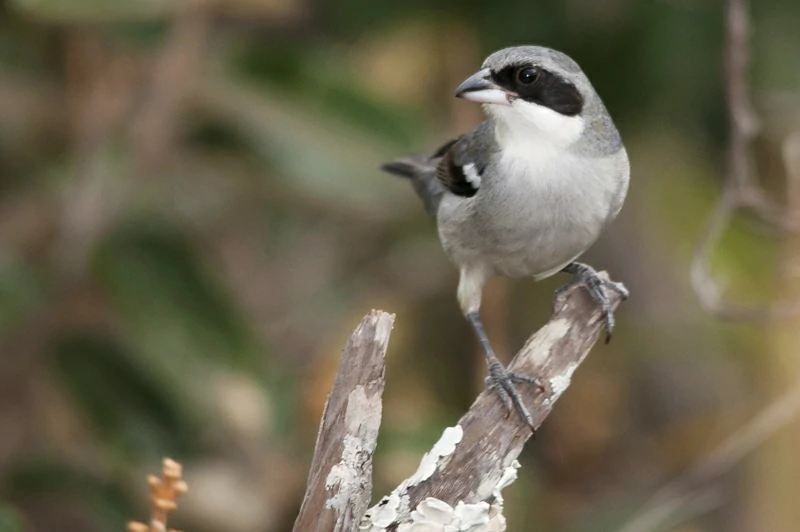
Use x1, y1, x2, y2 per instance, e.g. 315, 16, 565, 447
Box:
554, 262, 629, 343
466, 311, 543, 431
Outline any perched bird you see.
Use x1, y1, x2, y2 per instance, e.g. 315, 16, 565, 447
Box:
381, 46, 630, 429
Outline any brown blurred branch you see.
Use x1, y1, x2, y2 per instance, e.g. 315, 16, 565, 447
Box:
293, 311, 395, 532
619, 382, 800, 532
129, 1, 212, 169
295, 274, 623, 531
691, 0, 800, 320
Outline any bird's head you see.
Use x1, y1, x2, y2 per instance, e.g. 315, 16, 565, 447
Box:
454, 46, 594, 146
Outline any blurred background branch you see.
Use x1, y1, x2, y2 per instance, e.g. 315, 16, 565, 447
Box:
691, 0, 800, 320
620, 381, 800, 532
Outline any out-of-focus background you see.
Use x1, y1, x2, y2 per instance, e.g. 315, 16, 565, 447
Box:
1, 0, 800, 531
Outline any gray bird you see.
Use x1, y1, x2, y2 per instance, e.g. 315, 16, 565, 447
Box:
382, 45, 629, 429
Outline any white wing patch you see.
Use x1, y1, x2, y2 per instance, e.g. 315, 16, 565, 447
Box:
462, 163, 482, 189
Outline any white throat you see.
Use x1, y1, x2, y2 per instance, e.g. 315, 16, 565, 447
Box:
486, 101, 585, 181
487, 100, 584, 150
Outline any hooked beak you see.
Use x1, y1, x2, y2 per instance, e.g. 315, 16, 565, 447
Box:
454, 68, 516, 106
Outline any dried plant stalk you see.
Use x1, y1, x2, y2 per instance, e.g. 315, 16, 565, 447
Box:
128, 458, 189, 532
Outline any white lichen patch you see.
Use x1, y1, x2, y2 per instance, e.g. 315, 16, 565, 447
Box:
325, 385, 383, 512
474, 451, 524, 502
366, 452, 520, 531
409, 425, 464, 485
362, 426, 464, 531
454, 501, 490, 527
412, 498, 456, 525
492, 460, 520, 502
324, 434, 360, 509
370, 492, 401, 528
529, 318, 571, 365
390, 498, 501, 531
344, 385, 383, 434
372, 312, 395, 349
545, 362, 579, 405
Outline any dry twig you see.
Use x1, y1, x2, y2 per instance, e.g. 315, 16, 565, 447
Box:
691, 0, 800, 320
293, 311, 395, 532
619, 383, 800, 532
295, 274, 624, 531
128, 458, 189, 532
128, 0, 211, 169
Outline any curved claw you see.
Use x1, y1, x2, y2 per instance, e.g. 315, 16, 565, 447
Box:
486, 362, 542, 433
469, 310, 543, 434
606, 280, 630, 300
557, 263, 627, 343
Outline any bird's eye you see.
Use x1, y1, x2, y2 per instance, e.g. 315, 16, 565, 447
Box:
516, 67, 539, 85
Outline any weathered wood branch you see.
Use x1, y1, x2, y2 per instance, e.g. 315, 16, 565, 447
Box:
294, 273, 623, 531
362, 275, 623, 531
293, 311, 395, 532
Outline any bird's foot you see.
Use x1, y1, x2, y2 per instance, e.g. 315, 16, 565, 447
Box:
554, 262, 628, 343
484, 360, 544, 432
466, 310, 543, 433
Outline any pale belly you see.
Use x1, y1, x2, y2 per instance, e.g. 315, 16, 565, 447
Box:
436, 162, 622, 280
437, 198, 598, 279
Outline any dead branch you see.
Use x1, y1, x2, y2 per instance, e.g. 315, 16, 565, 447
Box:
361, 277, 622, 531
128, 0, 211, 169
293, 311, 395, 532
294, 273, 623, 531
691, 0, 800, 320
128, 458, 189, 532
619, 382, 800, 532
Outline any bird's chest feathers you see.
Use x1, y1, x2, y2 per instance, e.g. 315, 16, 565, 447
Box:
486, 127, 607, 224
457, 123, 614, 273
495, 136, 571, 189
488, 106, 591, 197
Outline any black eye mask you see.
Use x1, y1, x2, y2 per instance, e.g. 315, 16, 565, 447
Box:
491, 64, 584, 117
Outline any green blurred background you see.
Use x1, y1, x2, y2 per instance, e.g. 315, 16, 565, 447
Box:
1, 0, 800, 531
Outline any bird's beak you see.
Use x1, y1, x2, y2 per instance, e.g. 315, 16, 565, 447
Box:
454, 68, 515, 106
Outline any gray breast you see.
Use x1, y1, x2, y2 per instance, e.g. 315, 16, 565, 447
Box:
437, 148, 628, 279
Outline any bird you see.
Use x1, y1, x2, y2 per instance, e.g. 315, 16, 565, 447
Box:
381, 45, 629, 430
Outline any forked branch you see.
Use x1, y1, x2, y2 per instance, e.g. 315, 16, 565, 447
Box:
294, 274, 624, 531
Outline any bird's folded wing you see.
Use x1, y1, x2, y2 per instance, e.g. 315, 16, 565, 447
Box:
435, 123, 494, 198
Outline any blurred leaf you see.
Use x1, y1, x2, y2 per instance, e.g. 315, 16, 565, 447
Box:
8, 0, 173, 21
110, 21, 171, 48
308, 76, 420, 148
51, 334, 201, 456
232, 40, 424, 147
185, 115, 254, 154
2, 460, 136, 530
197, 76, 417, 221
94, 220, 254, 368
0, 19, 57, 75
0, 504, 24, 532
0, 256, 45, 336
319, 0, 420, 38
233, 40, 307, 89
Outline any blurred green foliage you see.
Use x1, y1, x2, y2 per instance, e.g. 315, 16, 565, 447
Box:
1, 0, 800, 531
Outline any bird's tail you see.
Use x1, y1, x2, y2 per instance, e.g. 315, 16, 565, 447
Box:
380, 155, 444, 217
380, 158, 422, 179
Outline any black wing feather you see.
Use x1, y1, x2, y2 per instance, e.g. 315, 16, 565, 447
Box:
380, 123, 492, 214
434, 134, 485, 198
436, 147, 479, 197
